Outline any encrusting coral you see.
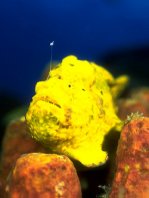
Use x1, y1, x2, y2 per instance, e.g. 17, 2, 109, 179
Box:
26, 55, 128, 167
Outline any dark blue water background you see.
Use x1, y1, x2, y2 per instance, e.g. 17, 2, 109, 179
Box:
0, 0, 149, 103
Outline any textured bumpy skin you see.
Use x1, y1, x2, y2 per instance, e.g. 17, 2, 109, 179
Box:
6, 153, 81, 198
110, 117, 149, 198
26, 55, 128, 167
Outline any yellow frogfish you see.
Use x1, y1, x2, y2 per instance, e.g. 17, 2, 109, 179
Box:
26, 55, 128, 167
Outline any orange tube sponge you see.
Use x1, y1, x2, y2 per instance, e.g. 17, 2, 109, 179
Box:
110, 117, 149, 198
6, 153, 82, 198
1, 118, 47, 180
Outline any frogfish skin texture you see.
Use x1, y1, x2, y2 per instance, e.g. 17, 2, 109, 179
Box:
26, 55, 128, 167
